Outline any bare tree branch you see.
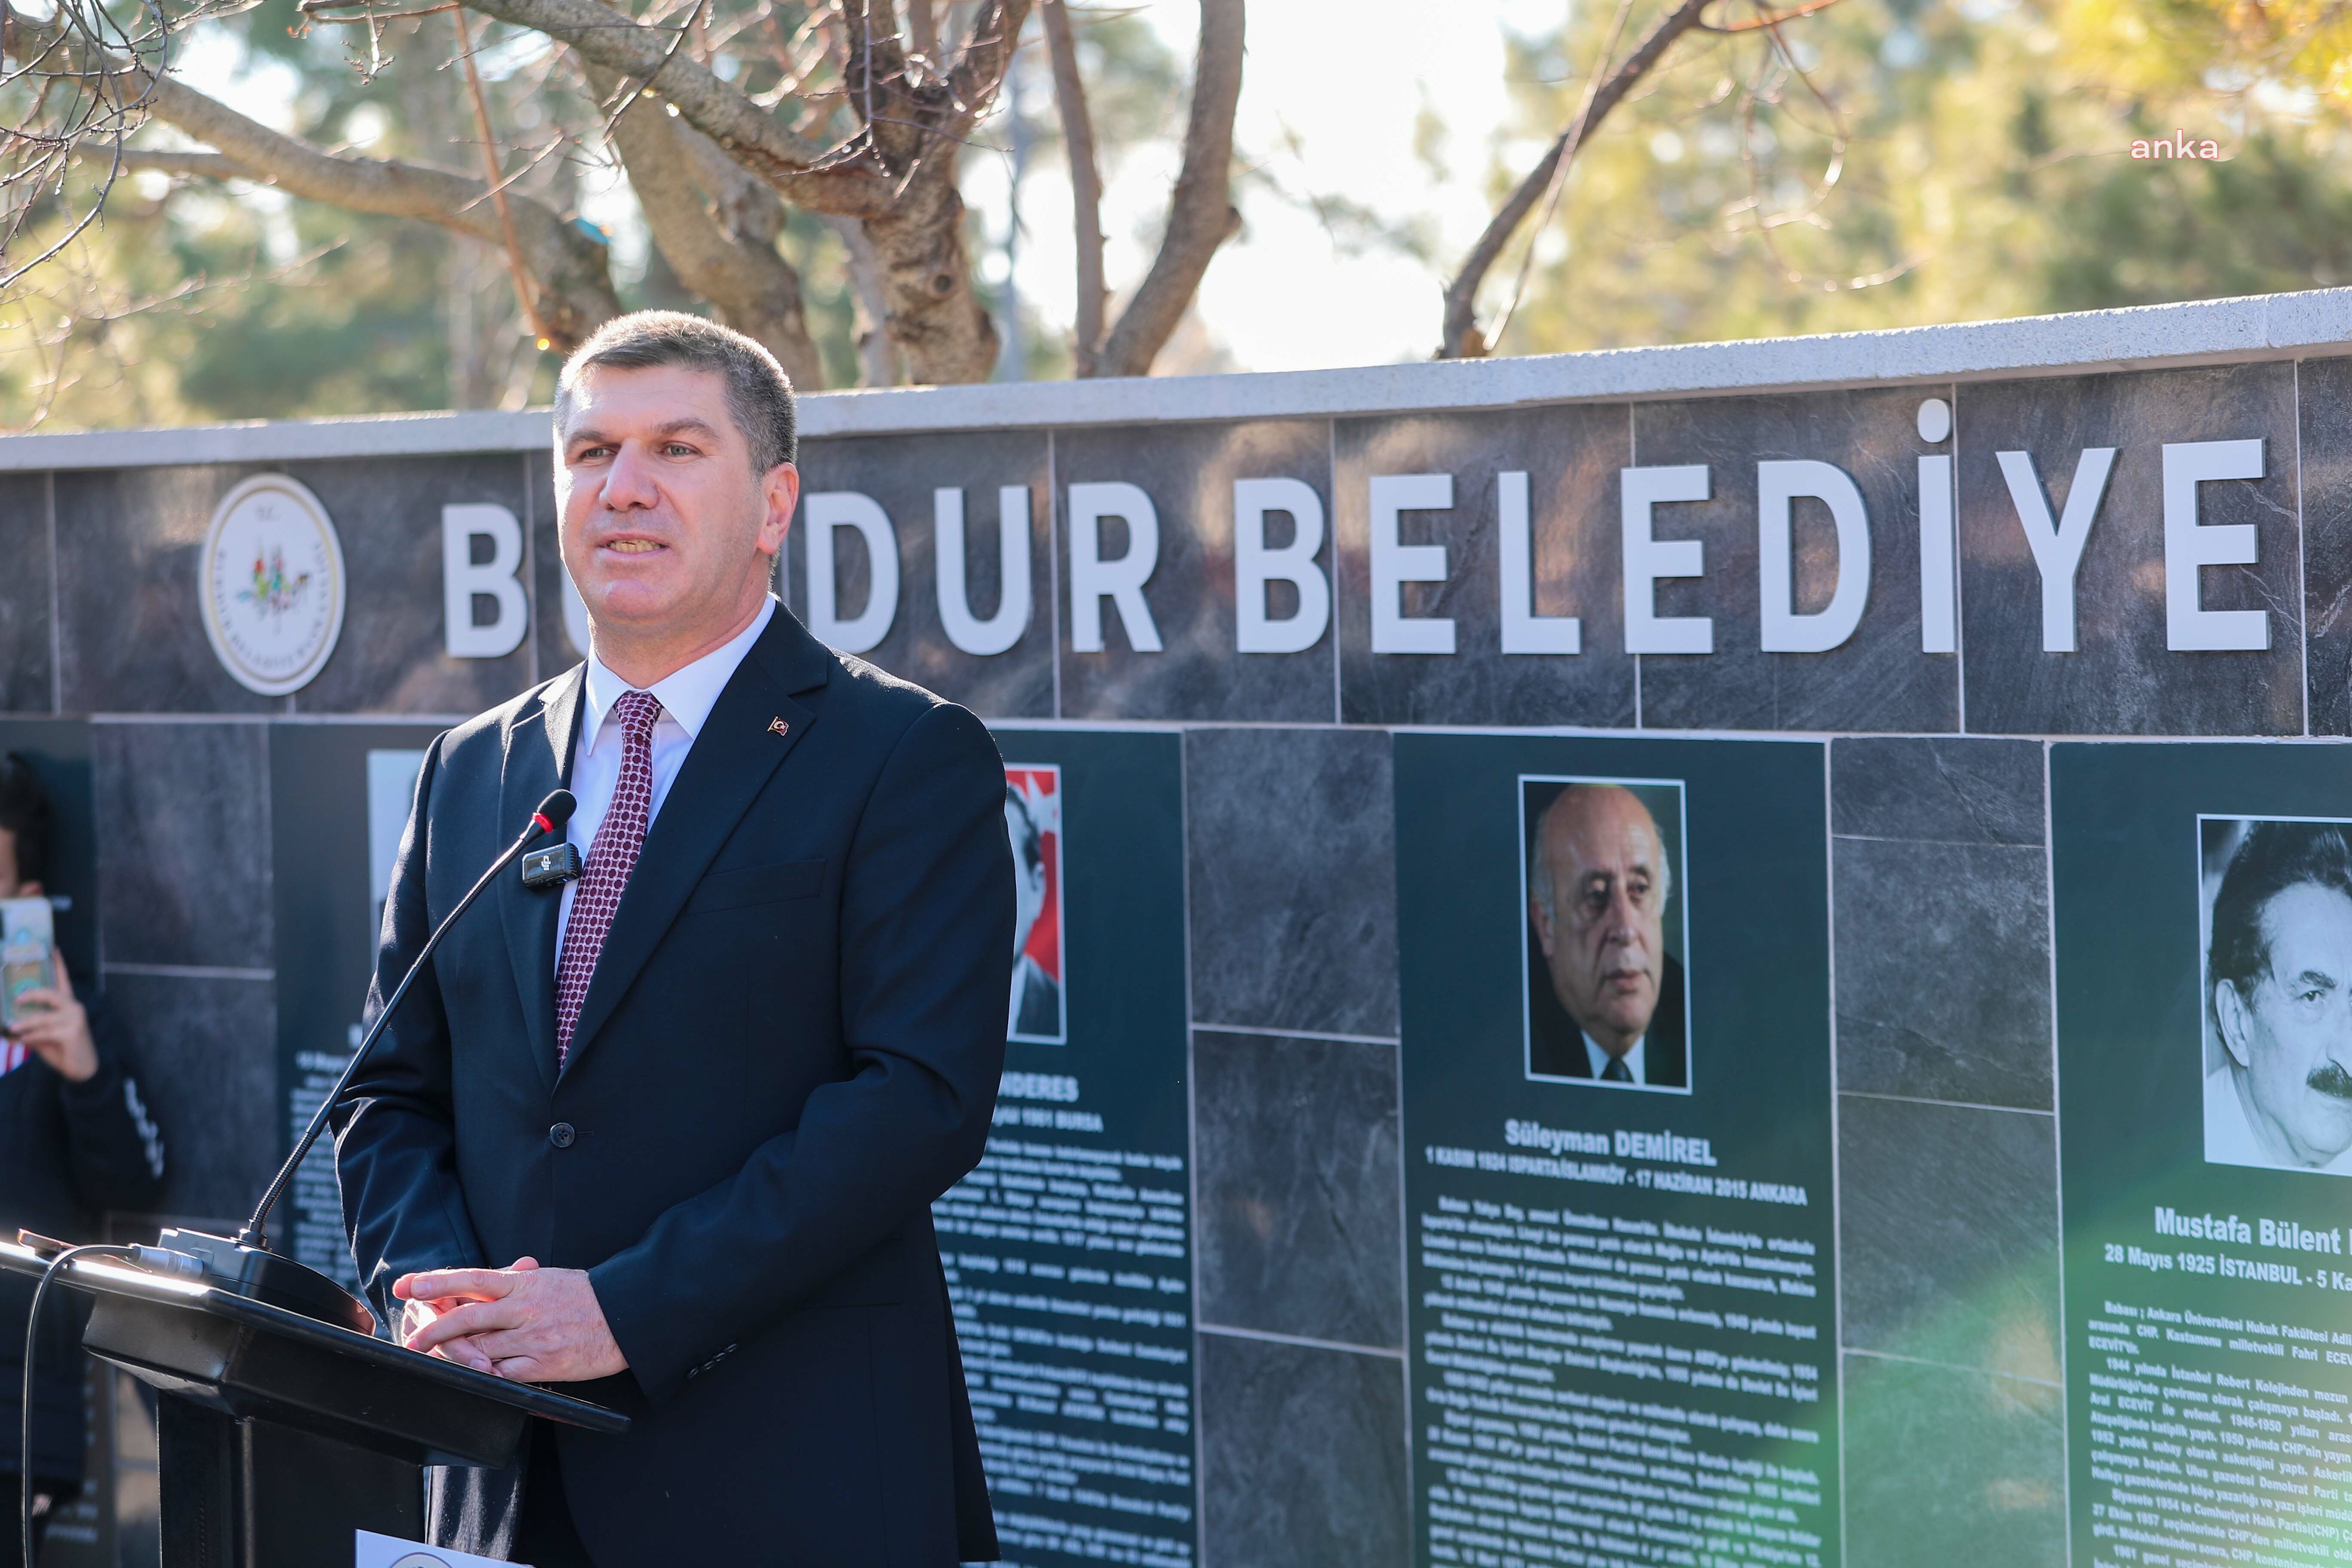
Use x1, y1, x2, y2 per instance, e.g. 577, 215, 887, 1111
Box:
907, 0, 935, 58
1092, 0, 1241, 379
1437, 0, 1726, 359
836, 0, 1029, 383
452, 0, 898, 213
117, 147, 250, 179
2, 0, 622, 345
454, 6, 562, 346
592, 63, 825, 387
1039, 0, 1104, 376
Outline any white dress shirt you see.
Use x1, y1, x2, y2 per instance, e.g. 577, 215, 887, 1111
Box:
2204, 1063, 2352, 1175
555, 596, 776, 967
1583, 1030, 1648, 1086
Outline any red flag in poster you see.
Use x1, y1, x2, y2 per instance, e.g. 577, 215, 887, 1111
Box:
1004, 764, 1065, 1044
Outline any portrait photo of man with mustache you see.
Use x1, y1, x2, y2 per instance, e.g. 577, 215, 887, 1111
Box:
1524, 780, 1690, 1091
2204, 818, 2352, 1175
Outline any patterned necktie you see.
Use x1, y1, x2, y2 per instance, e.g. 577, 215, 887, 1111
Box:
554, 689, 662, 1069
1602, 1056, 1633, 1084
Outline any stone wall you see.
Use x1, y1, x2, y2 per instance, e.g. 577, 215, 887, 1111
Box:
9, 288, 2352, 1566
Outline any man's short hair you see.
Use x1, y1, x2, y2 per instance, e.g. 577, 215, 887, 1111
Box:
554, 310, 797, 475
2210, 820, 2352, 997
1529, 786, 1671, 921
1006, 787, 1044, 875
0, 753, 53, 888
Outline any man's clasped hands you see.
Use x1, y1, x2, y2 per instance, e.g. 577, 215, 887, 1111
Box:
393, 1259, 629, 1383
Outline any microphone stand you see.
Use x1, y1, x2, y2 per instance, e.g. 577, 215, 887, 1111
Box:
146, 790, 576, 1335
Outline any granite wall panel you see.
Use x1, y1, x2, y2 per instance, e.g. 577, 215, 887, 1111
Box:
287, 455, 538, 714
1334, 404, 1637, 727
1831, 734, 2044, 846
1632, 385, 1959, 732
1197, 1333, 1409, 1567
54, 466, 278, 716
56, 457, 539, 717
1185, 727, 1396, 1038
787, 432, 1054, 720
1194, 1029, 1401, 1350
100, 972, 276, 1222
1842, 1352, 2066, 1568
1838, 1095, 2061, 1378
2300, 355, 2352, 733
1832, 737, 2052, 1109
1057, 420, 1333, 723
92, 723, 271, 971
1957, 362, 2303, 735
0, 472, 53, 714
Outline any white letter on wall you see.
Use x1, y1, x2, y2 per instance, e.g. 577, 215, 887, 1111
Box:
1233, 478, 1329, 654
2162, 438, 2268, 652
441, 503, 528, 659
804, 491, 900, 653
1919, 455, 1957, 654
1757, 459, 1871, 654
1620, 466, 1712, 655
935, 487, 1032, 655
1370, 473, 1455, 654
1498, 471, 1579, 655
1068, 481, 1163, 652
1995, 447, 2115, 653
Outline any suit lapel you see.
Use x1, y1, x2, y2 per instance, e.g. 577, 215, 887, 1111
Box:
499, 666, 584, 1095
560, 612, 829, 1074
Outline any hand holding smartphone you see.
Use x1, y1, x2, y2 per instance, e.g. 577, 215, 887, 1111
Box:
0, 897, 56, 1032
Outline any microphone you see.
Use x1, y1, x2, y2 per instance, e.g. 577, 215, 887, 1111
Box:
148, 790, 576, 1335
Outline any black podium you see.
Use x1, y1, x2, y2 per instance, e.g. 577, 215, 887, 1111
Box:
0, 1241, 627, 1567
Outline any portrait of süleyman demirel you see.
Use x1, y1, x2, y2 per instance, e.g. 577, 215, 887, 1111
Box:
1522, 777, 1691, 1093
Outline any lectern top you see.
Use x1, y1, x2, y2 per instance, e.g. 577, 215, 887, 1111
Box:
0, 1241, 628, 1434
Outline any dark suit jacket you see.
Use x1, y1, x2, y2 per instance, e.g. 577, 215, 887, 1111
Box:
1528, 954, 1688, 1088
334, 608, 1012, 1565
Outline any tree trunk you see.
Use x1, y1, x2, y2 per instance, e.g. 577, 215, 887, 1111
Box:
1039, 0, 1106, 376
597, 67, 826, 387
860, 158, 998, 385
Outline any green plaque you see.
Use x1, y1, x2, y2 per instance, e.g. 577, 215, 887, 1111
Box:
2056, 743, 2352, 1568
1398, 733, 1839, 1568
936, 727, 1197, 1568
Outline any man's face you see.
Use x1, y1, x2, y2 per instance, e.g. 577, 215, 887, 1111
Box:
556, 364, 798, 643
1007, 802, 1047, 961
1532, 787, 1668, 1057
2219, 882, 2352, 1166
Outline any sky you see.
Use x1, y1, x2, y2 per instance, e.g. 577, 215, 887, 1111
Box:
168, 0, 1571, 378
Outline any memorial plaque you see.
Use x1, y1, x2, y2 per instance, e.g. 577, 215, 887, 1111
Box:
2055, 743, 2352, 1568
935, 727, 1197, 1568
1397, 733, 1839, 1568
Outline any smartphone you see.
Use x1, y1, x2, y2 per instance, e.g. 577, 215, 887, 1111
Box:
0, 897, 55, 1030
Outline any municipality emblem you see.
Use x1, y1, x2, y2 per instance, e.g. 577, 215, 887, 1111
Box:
199, 475, 346, 695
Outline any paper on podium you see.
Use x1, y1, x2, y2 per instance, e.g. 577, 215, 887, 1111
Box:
355, 1528, 526, 1568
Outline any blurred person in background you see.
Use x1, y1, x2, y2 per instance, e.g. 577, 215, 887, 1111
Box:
0, 753, 165, 1563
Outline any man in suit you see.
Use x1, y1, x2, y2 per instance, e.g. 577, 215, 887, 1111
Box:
334, 311, 1011, 1565
1525, 784, 1687, 1088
